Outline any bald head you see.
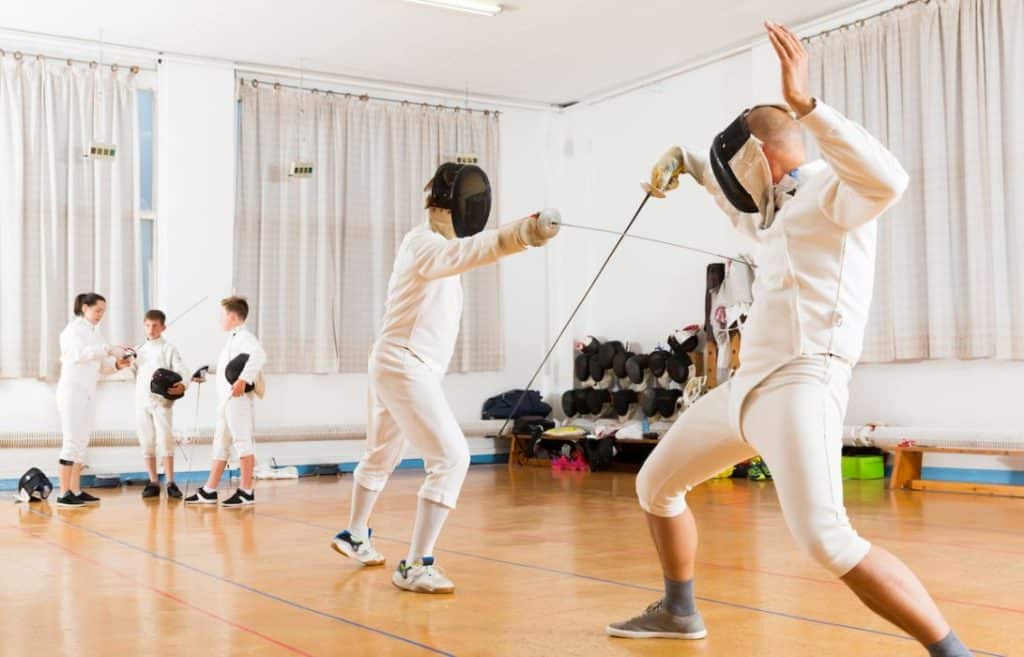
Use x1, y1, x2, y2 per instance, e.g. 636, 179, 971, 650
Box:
745, 105, 805, 182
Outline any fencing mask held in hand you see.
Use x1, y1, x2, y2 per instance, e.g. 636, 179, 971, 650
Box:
150, 368, 185, 401
225, 354, 256, 393
426, 162, 492, 238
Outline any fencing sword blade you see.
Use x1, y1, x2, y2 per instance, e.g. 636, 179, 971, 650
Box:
558, 222, 754, 267
495, 193, 653, 438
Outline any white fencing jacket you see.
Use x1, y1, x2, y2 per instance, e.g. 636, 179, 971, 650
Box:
376, 222, 508, 375
131, 337, 189, 406
57, 317, 116, 390
211, 326, 267, 401
695, 101, 909, 438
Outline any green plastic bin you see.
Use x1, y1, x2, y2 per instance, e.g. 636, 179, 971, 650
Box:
841, 455, 885, 480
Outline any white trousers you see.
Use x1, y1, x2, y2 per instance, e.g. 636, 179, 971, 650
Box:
211, 394, 255, 461
354, 345, 470, 509
56, 381, 96, 463
636, 355, 871, 576
136, 400, 174, 458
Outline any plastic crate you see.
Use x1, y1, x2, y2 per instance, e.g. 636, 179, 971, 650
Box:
841, 455, 885, 480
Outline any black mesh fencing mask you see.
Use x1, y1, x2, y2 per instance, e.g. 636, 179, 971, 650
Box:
428, 162, 492, 237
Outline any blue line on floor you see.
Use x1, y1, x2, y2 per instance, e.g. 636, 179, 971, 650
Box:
26, 507, 454, 657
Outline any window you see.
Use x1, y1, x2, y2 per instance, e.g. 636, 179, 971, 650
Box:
138, 87, 155, 311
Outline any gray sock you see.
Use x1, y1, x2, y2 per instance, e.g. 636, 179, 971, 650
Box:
663, 577, 697, 617
927, 631, 971, 657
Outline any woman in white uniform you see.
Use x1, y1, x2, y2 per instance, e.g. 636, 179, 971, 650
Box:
332, 162, 558, 594
55, 293, 131, 509
607, 23, 971, 657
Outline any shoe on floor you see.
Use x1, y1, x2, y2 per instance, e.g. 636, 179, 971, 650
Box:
141, 482, 161, 499
332, 529, 385, 566
606, 599, 707, 639
56, 491, 86, 509
75, 491, 101, 505
184, 487, 218, 505
392, 557, 454, 594
220, 488, 254, 508
166, 482, 183, 499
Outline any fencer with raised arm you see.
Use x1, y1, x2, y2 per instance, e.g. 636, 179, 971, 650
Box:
608, 22, 970, 657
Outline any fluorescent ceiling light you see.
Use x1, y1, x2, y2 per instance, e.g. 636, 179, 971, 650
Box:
403, 0, 503, 16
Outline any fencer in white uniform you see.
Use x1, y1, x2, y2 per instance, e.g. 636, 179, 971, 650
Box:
131, 309, 189, 499
185, 296, 267, 508
332, 162, 558, 594
55, 293, 131, 508
609, 23, 969, 657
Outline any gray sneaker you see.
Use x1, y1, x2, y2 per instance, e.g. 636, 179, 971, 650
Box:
606, 599, 707, 640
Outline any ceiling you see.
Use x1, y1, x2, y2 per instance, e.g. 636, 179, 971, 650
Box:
0, 0, 861, 105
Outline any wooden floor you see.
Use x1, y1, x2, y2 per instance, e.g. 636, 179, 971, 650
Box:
5, 466, 1022, 657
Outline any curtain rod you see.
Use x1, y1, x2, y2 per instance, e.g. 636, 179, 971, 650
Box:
0, 47, 150, 73
803, 0, 929, 41
237, 76, 501, 115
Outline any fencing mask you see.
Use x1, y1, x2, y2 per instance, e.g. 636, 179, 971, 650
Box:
225, 354, 256, 393
16, 467, 53, 503
709, 106, 785, 226
426, 162, 492, 238
150, 368, 185, 401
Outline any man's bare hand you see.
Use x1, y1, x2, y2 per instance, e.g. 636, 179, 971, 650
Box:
231, 379, 248, 397
766, 21, 815, 117
168, 382, 186, 396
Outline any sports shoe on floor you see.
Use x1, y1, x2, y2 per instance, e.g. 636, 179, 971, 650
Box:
331, 530, 385, 566
606, 599, 707, 639
141, 482, 161, 499
392, 557, 455, 594
56, 491, 86, 509
75, 491, 101, 505
184, 487, 218, 505
220, 489, 254, 508
747, 458, 772, 481
166, 482, 183, 499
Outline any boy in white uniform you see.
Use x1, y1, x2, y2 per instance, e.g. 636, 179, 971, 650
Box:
331, 162, 558, 594
607, 22, 971, 657
185, 296, 267, 508
131, 309, 189, 499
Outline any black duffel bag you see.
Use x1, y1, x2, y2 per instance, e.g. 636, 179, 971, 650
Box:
481, 389, 552, 420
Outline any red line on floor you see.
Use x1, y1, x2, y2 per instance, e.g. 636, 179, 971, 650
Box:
14, 524, 318, 657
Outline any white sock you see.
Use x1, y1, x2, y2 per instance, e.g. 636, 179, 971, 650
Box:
406, 497, 450, 564
241, 488, 253, 496
202, 486, 216, 494
348, 484, 381, 539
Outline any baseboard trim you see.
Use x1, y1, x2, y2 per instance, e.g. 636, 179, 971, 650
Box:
0, 453, 510, 491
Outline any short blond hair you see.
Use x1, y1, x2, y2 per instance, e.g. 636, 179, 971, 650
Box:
220, 296, 249, 320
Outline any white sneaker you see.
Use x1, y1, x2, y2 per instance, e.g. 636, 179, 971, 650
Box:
331, 530, 385, 566
392, 557, 455, 594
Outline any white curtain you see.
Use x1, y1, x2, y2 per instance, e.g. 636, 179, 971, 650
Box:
234, 82, 503, 373
0, 57, 140, 379
806, 0, 1024, 361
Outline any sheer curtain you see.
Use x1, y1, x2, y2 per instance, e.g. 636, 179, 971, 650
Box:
806, 0, 1024, 361
0, 57, 140, 379
234, 82, 503, 373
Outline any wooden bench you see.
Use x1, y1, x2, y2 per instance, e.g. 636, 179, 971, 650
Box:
888, 445, 1024, 498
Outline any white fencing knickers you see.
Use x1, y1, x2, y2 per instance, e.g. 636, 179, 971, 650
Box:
136, 401, 174, 458
211, 394, 255, 461
354, 344, 470, 510
56, 381, 97, 463
636, 355, 871, 576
